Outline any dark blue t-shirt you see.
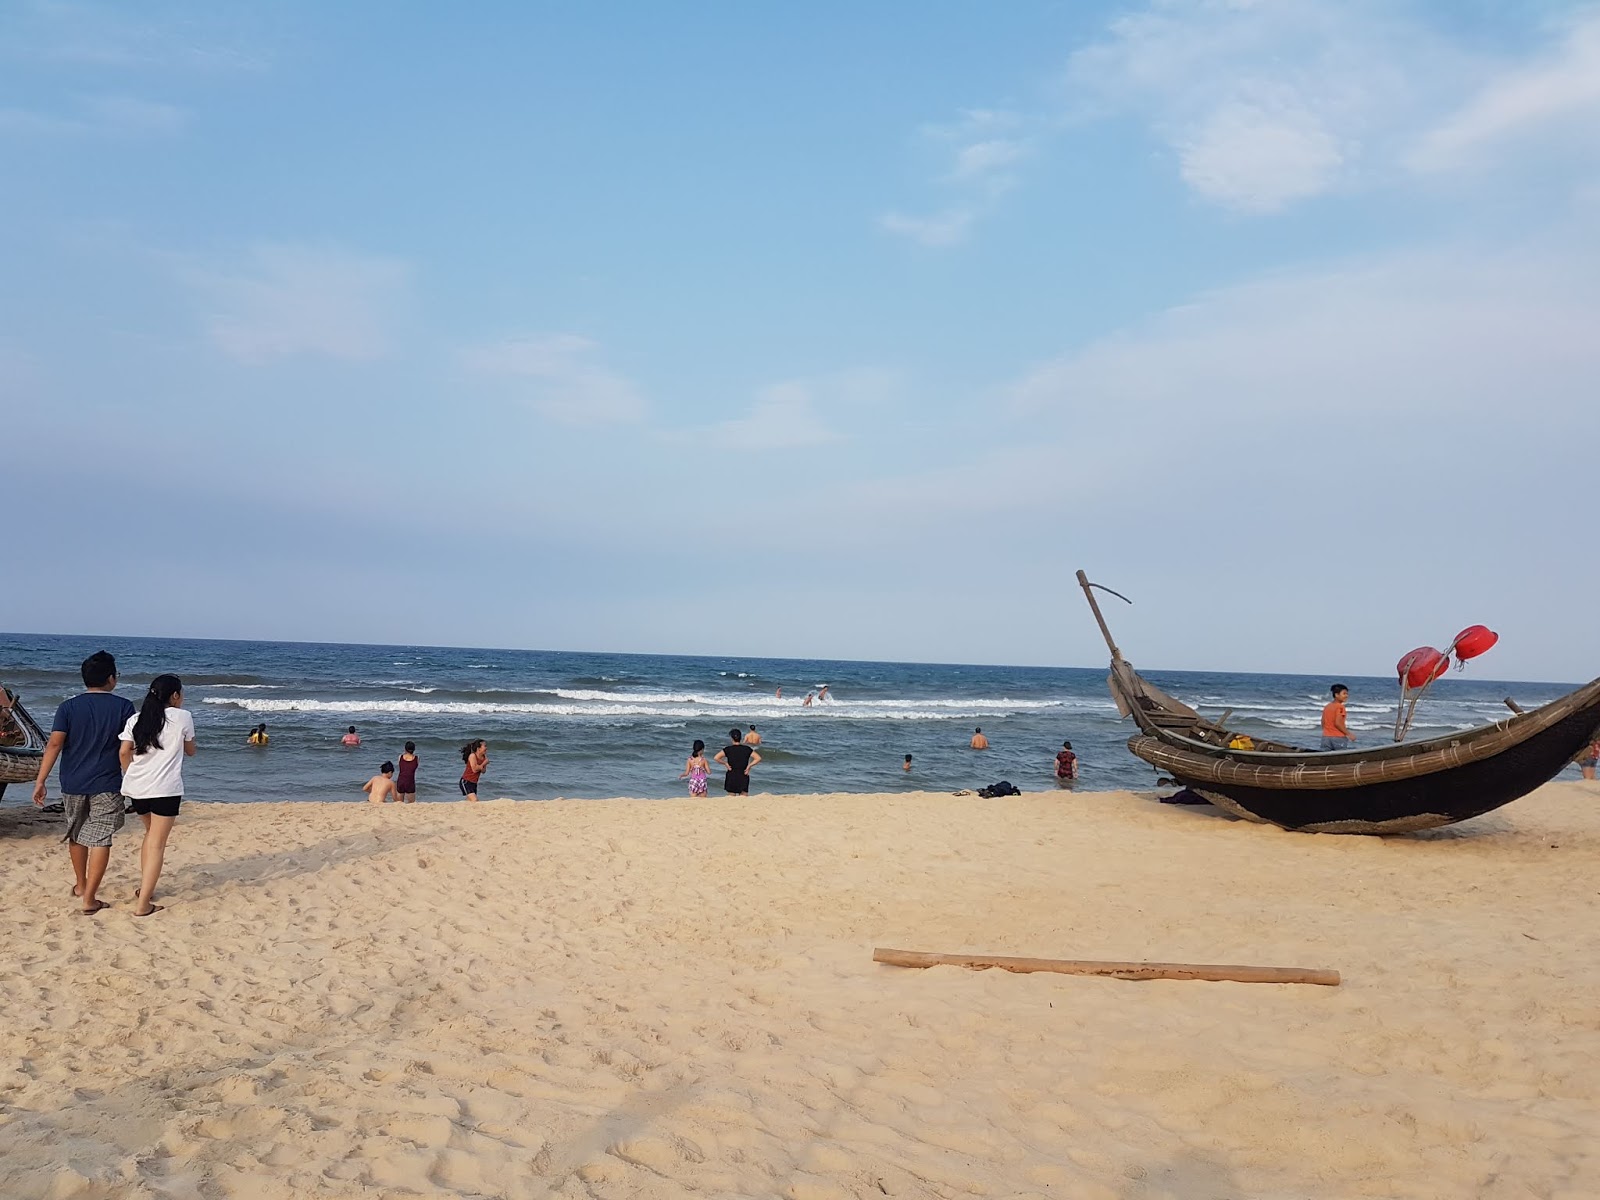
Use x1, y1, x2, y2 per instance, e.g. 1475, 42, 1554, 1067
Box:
51, 691, 137, 796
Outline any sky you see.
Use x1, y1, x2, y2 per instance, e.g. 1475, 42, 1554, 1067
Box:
3, 0, 1598, 680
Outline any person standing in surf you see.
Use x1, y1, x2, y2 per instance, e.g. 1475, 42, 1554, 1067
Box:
1055, 740, 1079, 782
396, 741, 419, 802
680, 740, 711, 797
459, 739, 488, 800
715, 727, 760, 795
119, 674, 197, 917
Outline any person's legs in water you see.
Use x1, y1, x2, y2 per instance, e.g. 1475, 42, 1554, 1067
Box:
135, 813, 175, 916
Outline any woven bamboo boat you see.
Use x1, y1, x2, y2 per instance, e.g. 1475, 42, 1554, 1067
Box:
0, 691, 48, 787
1078, 571, 1600, 833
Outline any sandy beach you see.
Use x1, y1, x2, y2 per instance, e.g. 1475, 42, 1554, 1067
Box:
3, 782, 1597, 1199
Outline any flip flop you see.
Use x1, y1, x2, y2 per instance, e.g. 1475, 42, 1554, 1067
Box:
132, 904, 164, 917
79, 900, 108, 916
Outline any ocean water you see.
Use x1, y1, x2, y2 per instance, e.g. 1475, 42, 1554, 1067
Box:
1, 632, 1588, 803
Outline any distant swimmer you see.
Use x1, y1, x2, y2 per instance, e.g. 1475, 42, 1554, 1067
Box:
970, 727, 989, 750
903, 753, 913, 773
248, 723, 269, 746
342, 725, 361, 747
1055, 740, 1078, 781
803, 693, 814, 707
744, 725, 761, 746
817, 685, 829, 702
363, 762, 398, 804
775, 687, 782, 700
1320, 685, 1355, 751
715, 727, 760, 795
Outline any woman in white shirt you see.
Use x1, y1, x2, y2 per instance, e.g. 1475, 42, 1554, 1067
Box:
119, 674, 197, 917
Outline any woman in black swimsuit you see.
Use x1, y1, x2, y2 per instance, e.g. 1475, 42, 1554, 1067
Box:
714, 727, 761, 795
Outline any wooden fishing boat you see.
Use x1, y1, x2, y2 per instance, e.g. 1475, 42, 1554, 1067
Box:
0, 690, 48, 789
1077, 571, 1600, 833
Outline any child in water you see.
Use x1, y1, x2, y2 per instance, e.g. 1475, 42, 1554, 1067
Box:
363, 762, 398, 803
680, 740, 711, 797
342, 726, 361, 747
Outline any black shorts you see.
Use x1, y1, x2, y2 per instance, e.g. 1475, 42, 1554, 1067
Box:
724, 773, 749, 795
459, 778, 478, 796
131, 795, 182, 818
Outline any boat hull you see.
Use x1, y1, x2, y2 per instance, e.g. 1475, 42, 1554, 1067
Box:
1130, 687, 1600, 833
0, 748, 43, 786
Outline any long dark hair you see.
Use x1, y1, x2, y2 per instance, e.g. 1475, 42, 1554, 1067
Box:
132, 675, 182, 755
691, 739, 705, 756
461, 738, 485, 764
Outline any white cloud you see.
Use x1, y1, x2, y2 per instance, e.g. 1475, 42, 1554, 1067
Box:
949, 138, 1029, 184
878, 208, 975, 248
704, 381, 843, 452
0, 106, 79, 135
2, 2, 268, 72
1176, 93, 1344, 212
1411, 11, 1600, 172
188, 245, 410, 364
85, 94, 187, 134
1009, 237, 1600, 433
880, 108, 1034, 245
1062, 0, 1469, 212
0, 92, 188, 138
463, 333, 646, 426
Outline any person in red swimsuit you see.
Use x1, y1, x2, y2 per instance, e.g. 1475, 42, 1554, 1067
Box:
459, 739, 487, 801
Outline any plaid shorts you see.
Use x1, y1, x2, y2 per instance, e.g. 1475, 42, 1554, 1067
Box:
62, 792, 125, 848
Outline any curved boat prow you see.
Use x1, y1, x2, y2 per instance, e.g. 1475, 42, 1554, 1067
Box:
1074, 567, 1598, 833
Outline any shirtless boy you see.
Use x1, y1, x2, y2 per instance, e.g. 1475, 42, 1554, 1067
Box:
363, 762, 399, 803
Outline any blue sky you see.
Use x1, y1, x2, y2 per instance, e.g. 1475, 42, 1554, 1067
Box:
4, 0, 1598, 680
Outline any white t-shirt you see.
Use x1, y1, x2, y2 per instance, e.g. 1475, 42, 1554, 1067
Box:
119, 708, 196, 799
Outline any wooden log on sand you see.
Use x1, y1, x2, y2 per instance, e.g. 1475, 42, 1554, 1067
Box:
873, 947, 1340, 987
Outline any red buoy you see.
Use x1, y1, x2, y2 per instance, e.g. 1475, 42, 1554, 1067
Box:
1397, 646, 1449, 690
1451, 625, 1499, 661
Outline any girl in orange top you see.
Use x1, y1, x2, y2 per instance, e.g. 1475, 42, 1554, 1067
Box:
459, 739, 488, 800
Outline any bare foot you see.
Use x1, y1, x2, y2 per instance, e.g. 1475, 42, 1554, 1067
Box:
80, 900, 108, 916
132, 903, 164, 917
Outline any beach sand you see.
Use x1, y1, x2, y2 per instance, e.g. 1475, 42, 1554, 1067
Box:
3, 782, 1597, 1199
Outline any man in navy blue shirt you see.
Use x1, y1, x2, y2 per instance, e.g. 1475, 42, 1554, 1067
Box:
33, 651, 136, 915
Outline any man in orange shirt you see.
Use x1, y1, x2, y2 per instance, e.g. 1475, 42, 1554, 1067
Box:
1320, 684, 1354, 751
